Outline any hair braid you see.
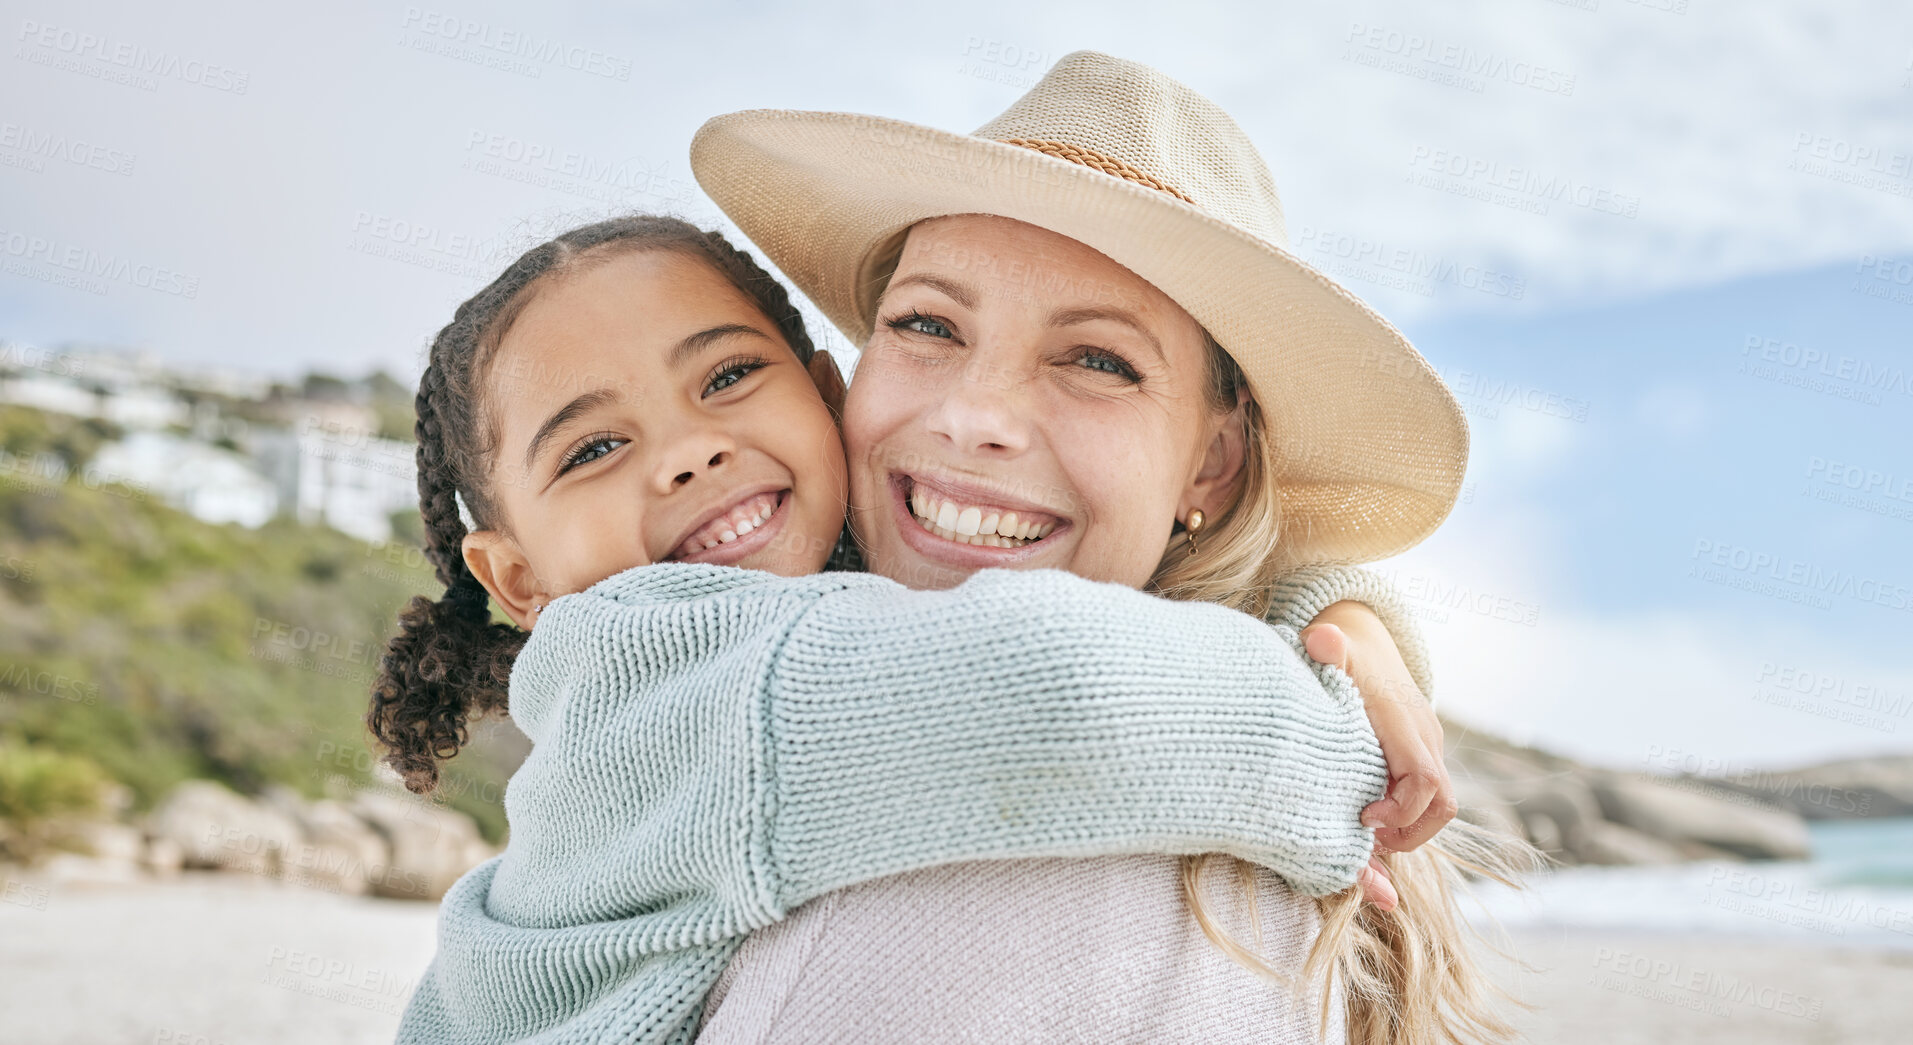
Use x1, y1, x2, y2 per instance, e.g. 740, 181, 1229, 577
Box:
367, 361, 525, 793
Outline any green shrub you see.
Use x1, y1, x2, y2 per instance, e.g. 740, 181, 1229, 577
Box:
0, 739, 106, 862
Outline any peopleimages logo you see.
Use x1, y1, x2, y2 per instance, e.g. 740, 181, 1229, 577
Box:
13, 19, 250, 93
0, 121, 136, 176
461, 130, 695, 206
1342, 22, 1576, 96
0, 226, 199, 298
1405, 145, 1639, 219
1295, 225, 1527, 300
1738, 335, 1911, 407
398, 7, 632, 81
1691, 538, 1913, 613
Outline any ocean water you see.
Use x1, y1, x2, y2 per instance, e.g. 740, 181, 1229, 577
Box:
1466, 817, 1913, 950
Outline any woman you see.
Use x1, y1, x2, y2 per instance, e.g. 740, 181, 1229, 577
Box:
690, 52, 1524, 1042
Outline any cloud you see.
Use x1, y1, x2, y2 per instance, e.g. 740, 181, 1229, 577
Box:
1427, 601, 1913, 770
1, 0, 1909, 377
1382, 478, 1913, 768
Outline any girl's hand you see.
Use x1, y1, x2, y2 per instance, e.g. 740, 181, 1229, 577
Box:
1357, 855, 1398, 911
1301, 603, 1457, 854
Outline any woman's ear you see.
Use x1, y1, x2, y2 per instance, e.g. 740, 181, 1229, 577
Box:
807, 349, 847, 420
1181, 394, 1249, 520
462, 530, 548, 630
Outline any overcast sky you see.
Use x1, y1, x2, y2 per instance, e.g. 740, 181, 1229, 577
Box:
4, 0, 1910, 770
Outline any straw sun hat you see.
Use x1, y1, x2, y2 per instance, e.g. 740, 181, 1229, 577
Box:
690, 50, 1467, 566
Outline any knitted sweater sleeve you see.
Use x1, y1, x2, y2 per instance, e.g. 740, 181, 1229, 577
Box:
764, 568, 1387, 902
1263, 564, 1436, 705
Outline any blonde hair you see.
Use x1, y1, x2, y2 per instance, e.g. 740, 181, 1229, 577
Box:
1149, 334, 1543, 1045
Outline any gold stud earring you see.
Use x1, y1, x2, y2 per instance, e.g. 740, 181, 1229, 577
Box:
1184, 509, 1205, 555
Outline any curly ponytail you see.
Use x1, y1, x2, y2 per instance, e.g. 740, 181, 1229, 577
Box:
367, 214, 821, 793
367, 364, 528, 793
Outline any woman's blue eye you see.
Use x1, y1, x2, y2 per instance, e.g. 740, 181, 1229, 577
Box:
893, 312, 954, 339
1076, 351, 1140, 382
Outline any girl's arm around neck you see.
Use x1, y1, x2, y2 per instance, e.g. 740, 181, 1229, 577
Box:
762, 567, 1386, 904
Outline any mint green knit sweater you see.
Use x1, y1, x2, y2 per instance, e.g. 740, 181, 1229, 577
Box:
398, 563, 1419, 1044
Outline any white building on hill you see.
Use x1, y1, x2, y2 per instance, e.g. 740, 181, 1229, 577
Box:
252, 419, 417, 544
1, 340, 417, 542
88, 431, 280, 527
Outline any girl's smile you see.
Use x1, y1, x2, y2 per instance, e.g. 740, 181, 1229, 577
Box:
664, 487, 791, 565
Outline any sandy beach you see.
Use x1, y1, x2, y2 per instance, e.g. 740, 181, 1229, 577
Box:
1, 873, 436, 1045
5, 872, 1911, 1043
1483, 925, 1913, 1044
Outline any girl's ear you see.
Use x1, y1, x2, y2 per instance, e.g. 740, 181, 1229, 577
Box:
1181, 392, 1248, 521
462, 530, 548, 630
807, 349, 847, 419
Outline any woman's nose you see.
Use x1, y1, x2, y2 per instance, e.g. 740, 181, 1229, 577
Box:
924, 360, 1032, 457
652, 423, 737, 494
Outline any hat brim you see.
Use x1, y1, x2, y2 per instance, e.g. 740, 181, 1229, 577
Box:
691, 109, 1468, 567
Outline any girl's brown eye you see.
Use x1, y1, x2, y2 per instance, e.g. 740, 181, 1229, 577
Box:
560, 435, 626, 474
704, 356, 769, 397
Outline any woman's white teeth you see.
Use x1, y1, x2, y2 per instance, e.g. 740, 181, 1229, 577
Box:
909, 488, 1055, 546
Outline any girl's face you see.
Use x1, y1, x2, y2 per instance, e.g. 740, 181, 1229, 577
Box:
464, 248, 848, 626
843, 214, 1245, 591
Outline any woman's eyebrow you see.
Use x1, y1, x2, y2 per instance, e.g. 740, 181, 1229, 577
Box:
887, 273, 977, 309
669, 323, 776, 368
524, 387, 619, 472
1046, 305, 1165, 364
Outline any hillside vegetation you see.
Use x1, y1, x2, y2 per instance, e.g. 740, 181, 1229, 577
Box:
0, 405, 519, 844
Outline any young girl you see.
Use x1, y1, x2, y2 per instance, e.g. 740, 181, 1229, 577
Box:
369, 215, 1452, 1043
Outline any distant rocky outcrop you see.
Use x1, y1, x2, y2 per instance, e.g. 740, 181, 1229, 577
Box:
1440, 723, 1879, 866
28, 779, 494, 900
1695, 755, 1913, 821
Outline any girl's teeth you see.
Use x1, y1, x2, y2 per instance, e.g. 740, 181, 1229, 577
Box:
936, 501, 959, 531
671, 491, 786, 559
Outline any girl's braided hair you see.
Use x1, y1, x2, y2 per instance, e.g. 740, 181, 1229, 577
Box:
368, 214, 818, 793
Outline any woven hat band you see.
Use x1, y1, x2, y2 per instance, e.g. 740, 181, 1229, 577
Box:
998, 138, 1196, 206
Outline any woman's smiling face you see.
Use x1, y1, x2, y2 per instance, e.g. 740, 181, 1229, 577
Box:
843, 214, 1244, 591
